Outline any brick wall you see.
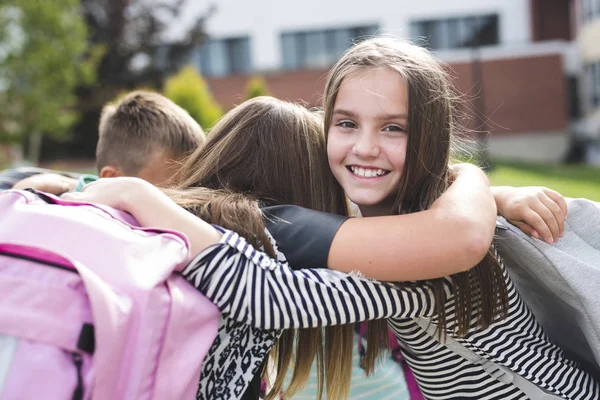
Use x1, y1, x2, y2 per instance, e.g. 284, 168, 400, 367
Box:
208, 69, 330, 109
208, 54, 569, 136
450, 54, 568, 135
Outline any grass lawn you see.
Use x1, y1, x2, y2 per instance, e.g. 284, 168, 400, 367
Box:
3, 158, 599, 201
488, 160, 600, 201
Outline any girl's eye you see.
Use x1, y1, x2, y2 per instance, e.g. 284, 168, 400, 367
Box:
384, 125, 407, 133
336, 120, 357, 129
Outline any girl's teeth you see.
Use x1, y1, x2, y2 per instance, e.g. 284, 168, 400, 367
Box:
351, 166, 385, 177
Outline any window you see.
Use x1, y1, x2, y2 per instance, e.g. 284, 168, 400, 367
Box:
582, 0, 600, 23
586, 62, 600, 109
281, 25, 378, 70
411, 14, 499, 50
195, 36, 252, 77
567, 76, 582, 119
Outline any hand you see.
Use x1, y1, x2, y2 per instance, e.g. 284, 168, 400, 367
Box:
13, 173, 78, 195
492, 186, 567, 243
61, 177, 221, 255
60, 176, 154, 213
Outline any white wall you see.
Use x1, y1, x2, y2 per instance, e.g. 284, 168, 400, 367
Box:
488, 132, 570, 163
577, 16, 600, 123
579, 18, 600, 61
179, 0, 532, 71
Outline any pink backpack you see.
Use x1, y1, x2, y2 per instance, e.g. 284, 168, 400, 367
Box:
0, 189, 220, 399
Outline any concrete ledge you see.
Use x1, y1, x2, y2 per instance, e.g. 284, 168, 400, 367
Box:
488, 131, 569, 163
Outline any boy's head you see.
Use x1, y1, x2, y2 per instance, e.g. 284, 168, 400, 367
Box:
96, 90, 206, 186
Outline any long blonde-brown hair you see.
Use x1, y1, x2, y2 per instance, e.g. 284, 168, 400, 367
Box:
166, 96, 355, 399
323, 37, 509, 372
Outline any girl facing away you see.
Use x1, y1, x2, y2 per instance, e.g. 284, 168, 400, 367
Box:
62, 90, 592, 400
63, 96, 498, 400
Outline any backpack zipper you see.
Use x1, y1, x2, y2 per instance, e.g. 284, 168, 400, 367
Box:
72, 352, 84, 400
0, 251, 77, 274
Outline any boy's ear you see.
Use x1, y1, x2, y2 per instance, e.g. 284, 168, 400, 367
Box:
99, 166, 122, 179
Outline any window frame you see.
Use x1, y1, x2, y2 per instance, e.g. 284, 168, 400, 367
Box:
410, 14, 500, 50
280, 24, 379, 70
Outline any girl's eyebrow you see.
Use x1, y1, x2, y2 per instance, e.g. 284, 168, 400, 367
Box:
333, 109, 408, 121
332, 109, 357, 118
376, 113, 408, 121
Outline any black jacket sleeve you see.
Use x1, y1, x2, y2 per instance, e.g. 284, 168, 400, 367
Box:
261, 205, 349, 271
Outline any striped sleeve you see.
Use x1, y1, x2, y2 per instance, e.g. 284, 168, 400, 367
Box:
181, 229, 438, 330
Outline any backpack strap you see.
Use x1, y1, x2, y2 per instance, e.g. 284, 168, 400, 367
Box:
414, 317, 563, 400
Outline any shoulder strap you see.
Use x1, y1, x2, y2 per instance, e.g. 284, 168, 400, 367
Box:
414, 317, 563, 400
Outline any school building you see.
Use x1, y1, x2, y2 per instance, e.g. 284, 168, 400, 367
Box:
576, 0, 600, 163
187, 0, 583, 163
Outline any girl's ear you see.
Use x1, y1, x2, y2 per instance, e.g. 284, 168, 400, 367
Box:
99, 166, 122, 179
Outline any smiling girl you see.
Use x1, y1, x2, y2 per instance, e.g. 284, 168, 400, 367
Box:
327, 66, 409, 215
319, 36, 597, 399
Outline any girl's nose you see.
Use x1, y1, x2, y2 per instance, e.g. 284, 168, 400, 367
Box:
352, 131, 380, 158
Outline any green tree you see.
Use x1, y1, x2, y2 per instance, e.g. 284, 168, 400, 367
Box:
81, 0, 213, 88
244, 76, 269, 100
163, 65, 222, 130
0, 0, 99, 164
39, 1, 213, 162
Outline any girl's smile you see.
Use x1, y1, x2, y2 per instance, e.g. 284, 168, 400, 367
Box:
327, 66, 409, 216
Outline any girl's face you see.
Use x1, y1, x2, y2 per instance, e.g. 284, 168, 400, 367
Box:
327, 67, 409, 216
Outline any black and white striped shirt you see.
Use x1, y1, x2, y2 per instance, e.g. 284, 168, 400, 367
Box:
184, 228, 599, 400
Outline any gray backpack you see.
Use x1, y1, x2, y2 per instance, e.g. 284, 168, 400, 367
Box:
496, 198, 600, 380
416, 197, 600, 399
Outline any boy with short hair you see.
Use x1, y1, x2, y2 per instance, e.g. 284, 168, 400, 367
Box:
9, 90, 205, 193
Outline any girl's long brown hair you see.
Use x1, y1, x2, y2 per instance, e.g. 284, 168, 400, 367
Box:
322, 37, 509, 372
165, 96, 355, 399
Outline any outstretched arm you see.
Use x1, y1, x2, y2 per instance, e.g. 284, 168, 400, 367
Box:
13, 173, 78, 195
61, 177, 222, 255
62, 178, 439, 329
63, 165, 495, 282
328, 163, 496, 281
181, 228, 439, 329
